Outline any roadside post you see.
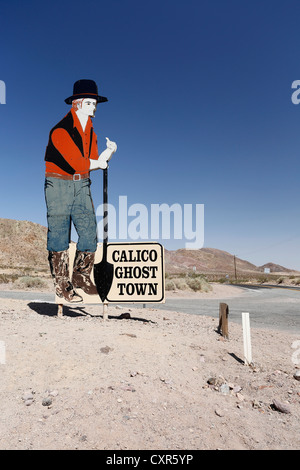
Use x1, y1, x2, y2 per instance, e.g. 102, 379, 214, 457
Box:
218, 303, 229, 339
242, 312, 252, 365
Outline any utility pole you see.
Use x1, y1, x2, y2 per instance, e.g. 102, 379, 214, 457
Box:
234, 255, 237, 281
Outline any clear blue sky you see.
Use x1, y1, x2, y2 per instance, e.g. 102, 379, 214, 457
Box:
1, 0, 300, 270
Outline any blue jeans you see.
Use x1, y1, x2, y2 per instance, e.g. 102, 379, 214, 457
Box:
45, 177, 97, 252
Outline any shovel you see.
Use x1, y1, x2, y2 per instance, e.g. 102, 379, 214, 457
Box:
94, 167, 114, 301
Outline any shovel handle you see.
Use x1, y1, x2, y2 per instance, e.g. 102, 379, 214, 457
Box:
103, 168, 108, 256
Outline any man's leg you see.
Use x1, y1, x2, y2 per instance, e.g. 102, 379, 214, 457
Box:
45, 177, 72, 252
71, 178, 98, 295
48, 250, 83, 302
45, 177, 83, 302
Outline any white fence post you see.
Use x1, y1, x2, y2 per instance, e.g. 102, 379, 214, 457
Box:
242, 312, 252, 365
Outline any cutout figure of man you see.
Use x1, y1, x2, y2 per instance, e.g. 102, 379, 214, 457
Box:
44, 79, 117, 302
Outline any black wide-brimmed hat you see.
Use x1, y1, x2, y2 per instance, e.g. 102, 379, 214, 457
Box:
65, 79, 108, 104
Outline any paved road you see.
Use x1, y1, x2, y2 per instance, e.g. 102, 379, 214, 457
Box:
151, 285, 300, 334
0, 285, 299, 333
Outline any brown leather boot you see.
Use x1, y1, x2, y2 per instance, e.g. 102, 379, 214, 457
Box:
48, 250, 83, 303
72, 250, 98, 295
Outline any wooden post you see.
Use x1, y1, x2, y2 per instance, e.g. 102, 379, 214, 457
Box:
103, 302, 108, 321
57, 304, 63, 318
242, 312, 252, 365
218, 303, 229, 339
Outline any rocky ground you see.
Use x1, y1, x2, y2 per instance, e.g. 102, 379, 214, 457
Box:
0, 284, 299, 450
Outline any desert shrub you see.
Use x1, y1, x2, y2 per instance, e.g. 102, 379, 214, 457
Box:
15, 276, 47, 289
258, 276, 268, 284
173, 277, 189, 290
0, 274, 10, 284
186, 276, 212, 292
165, 279, 177, 291
0, 273, 19, 284
0, 273, 10, 284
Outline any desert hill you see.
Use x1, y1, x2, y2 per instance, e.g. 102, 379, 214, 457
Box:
165, 247, 257, 274
164, 247, 296, 275
0, 218, 297, 276
0, 218, 48, 269
258, 262, 292, 273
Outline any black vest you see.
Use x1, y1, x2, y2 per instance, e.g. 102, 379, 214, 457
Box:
44, 111, 93, 175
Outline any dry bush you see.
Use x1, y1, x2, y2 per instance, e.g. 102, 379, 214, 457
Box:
14, 276, 47, 289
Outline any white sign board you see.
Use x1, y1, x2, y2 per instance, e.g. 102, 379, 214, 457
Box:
56, 242, 165, 304
105, 242, 165, 303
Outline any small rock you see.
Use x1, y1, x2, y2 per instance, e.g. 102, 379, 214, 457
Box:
42, 397, 52, 407
207, 377, 217, 385
49, 390, 58, 397
272, 399, 291, 414
215, 407, 225, 417
252, 399, 263, 409
22, 392, 34, 402
160, 377, 172, 385
24, 399, 34, 406
100, 346, 113, 354
219, 384, 230, 395
130, 371, 138, 377
293, 370, 300, 381
120, 333, 136, 338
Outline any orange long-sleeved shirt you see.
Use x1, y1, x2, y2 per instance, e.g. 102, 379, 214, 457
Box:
45, 108, 98, 177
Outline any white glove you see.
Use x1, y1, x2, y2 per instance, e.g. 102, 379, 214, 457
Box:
105, 137, 117, 161
89, 137, 117, 170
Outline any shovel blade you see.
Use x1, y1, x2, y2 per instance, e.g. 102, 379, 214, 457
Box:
94, 260, 114, 302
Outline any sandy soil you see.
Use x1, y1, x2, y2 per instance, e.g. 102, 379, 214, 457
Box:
0, 284, 299, 450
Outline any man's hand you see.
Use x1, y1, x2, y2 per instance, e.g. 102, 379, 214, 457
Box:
105, 137, 117, 160
89, 137, 117, 170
